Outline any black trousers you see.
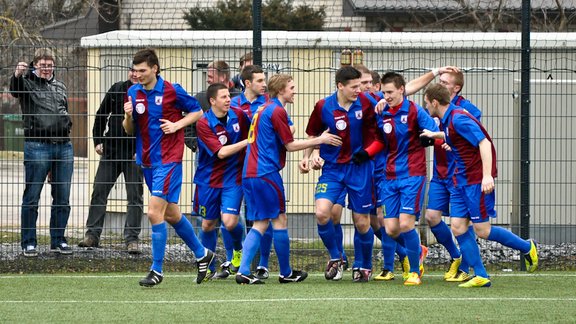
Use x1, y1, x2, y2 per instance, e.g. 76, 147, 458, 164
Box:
85, 157, 143, 243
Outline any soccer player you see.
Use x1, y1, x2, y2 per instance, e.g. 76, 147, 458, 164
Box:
303, 66, 383, 282
421, 83, 538, 287
363, 69, 408, 281
424, 69, 482, 282
194, 83, 251, 280
231, 65, 268, 120
122, 48, 214, 287
236, 74, 342, 285
230, 64, 276, 280
359, 72, 439, 286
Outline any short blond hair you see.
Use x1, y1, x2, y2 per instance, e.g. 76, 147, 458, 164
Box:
353, 64, 371, 75
267, 74, 293, 98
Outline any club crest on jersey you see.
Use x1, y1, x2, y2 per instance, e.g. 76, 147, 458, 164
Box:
401, 115, 408, 124
155, 96, 163, 105
355, 110, 363, 120
135, 103, 145, 114
383, 123, 392, 134
336, 119, 347, 131
218, 134, 228, 145
233, 123, 240, 132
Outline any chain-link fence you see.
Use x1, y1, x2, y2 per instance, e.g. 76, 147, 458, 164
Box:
1, 0, 575, 273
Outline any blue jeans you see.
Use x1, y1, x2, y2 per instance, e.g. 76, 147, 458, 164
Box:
21, 141, 74, 249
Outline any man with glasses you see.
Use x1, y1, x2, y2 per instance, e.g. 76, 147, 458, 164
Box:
10, 48, 74, 257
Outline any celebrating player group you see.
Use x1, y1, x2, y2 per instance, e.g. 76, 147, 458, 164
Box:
123, 48, 538, 288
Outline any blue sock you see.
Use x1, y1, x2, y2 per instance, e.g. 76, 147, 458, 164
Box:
334, 223, 344, 255
402, 229, 421, 274
431, 220, 461, 259
381, 228, 397, 271
395, 232, 406, 247
374, 226, 383, 242
459, 226, 473, 272
487, 226, 531, 253
273, 229, 292, 277
360, 227, 374, 270
317, 219, 341, 260
238, 229, 262, 275
395, 241, 407, 261
392, 231, 408, 261
334, 223, 347, 263
456, 227, 488, 278
259, 224, 273, 269
150, 222, 167, 273
230, 222, 245, 251
220, 224, 234, 261
172, 216, 205, 258
200, 229, 218, 272
353, 229, 362, 269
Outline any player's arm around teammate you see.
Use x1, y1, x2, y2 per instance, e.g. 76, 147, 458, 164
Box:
236, 74, 341, 285
422, 84, 538, 288
194, 83, 250, 280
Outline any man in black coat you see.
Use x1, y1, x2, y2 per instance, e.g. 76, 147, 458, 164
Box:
78, 69, 144, 253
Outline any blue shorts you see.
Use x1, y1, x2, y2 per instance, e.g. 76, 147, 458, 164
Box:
450, 184, 496, 223
315, 162, 374, 214
243, 172, 285, 221
193, 184, 243, 220
335, 188, 346, 206
379, 175, 426, 220
427, 177, 457, 216
142, 162, 182, 203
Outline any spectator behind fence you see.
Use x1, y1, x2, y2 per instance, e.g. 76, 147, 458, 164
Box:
231, 52, 253, 92
78, 69, 144, 253
9, 48, 74, 257
185, 60, 241, 152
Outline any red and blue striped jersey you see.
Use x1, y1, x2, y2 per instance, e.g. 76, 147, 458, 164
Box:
433, 96, 482, 179
367, 91, 387, 173
128, 77, 201, 167
305, 92, 380, 165
377, 98, 439, 179
442, 105, 497, 187
194, 107, 250, 188
243, 98, 294, 178
230, 92, 269, 120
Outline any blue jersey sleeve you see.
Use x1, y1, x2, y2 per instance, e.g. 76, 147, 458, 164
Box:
417, 106, 440, 132
173, 83, 201, 113
452, 114, 486, 147
459, 100, 482, 123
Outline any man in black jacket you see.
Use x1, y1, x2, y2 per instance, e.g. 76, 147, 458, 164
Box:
10, 48, 74, 257
78, 69, 144, 253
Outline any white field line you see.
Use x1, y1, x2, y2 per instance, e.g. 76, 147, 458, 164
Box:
0, 297, 576, 304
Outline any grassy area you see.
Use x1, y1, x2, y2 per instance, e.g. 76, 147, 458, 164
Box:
0, 272, 574, 323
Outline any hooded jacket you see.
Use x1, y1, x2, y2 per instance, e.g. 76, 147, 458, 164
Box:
9, 62, 72, 141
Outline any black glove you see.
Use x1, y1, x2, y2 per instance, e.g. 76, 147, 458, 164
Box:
351, 150, 370, 164
185, 136, 198, 152
184, 123, 198, 152
419, 135, 435, 147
